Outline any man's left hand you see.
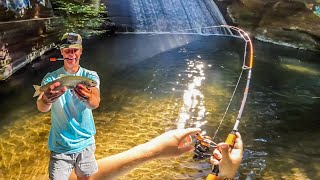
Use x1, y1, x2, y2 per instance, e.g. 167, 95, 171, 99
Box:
73, 84, 92, 101
144, 128, 201, 159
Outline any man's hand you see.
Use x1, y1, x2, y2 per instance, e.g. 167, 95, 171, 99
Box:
73, 84, 92, 101
210, 132, 243, 179
42, 82, 67, 104
145, 128, 201, 159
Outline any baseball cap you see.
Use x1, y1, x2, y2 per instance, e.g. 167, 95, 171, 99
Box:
60, 33, 82, 49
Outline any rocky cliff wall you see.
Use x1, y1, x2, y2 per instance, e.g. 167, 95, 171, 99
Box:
215, 0, 320, 51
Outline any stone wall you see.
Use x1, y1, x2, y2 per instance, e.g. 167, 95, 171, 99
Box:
0, 0, 62, 80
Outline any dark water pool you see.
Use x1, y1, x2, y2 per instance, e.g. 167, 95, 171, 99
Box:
0, 34, 319, 179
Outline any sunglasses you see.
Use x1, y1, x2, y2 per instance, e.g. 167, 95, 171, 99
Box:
63, 48, 80, 54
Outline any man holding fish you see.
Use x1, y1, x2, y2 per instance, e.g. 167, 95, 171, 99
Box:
35, 33, 100, 180
34, 33, 243, 180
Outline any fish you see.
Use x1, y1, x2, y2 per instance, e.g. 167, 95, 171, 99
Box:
281, 64, 319, 76
33, 75, 97, 97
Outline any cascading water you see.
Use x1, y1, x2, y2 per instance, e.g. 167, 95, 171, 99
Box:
107, 0, 228, 33
130, 0, 227, 33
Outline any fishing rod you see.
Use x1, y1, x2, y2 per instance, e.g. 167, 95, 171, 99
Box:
192, 25, 254, 180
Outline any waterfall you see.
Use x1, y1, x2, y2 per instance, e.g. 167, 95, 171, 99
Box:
128, 0, 227, 33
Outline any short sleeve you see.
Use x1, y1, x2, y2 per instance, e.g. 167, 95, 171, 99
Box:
41, 73, 55, 86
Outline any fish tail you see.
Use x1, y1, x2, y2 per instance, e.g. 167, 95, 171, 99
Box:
33, 85, 41, 97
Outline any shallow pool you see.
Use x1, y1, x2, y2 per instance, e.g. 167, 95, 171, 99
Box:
0, 34, 319, 179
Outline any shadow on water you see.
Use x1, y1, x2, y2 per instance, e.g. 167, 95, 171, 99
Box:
0, 34, 319, 179
0, 49, 61, 125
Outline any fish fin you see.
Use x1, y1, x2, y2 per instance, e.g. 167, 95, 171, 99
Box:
33, 85, 41, 97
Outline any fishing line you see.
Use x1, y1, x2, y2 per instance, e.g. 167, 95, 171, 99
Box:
185, 25, 254, 180
212, 27, 251, 140
212, 67, 244, 140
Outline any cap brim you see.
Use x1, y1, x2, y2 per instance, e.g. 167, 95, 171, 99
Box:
60, 44, 82, 49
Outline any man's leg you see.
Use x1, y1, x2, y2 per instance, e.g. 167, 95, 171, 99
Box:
49, 151, 75, 180
74, 144, 98, 180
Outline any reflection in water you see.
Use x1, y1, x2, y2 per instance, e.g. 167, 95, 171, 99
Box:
281, 64, 320, 76
279, 55, 320, 76
0, 34, 319, 179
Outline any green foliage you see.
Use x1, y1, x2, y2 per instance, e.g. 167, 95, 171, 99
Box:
51, 0, 108, 37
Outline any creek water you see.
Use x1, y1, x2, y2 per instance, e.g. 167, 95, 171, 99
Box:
0, 34, 319, 179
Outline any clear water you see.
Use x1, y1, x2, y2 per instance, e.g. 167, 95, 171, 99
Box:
0, 34, 319, 180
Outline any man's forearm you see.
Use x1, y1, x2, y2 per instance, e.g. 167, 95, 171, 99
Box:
92, 143, 156, 180
85, 88, 100, 109
37, 93, 52, 112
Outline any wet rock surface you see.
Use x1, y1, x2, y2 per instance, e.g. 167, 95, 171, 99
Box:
216, 0, 320, 51
0, 1, 63, 80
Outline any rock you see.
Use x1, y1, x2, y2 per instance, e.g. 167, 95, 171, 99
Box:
215, 0, 320, 51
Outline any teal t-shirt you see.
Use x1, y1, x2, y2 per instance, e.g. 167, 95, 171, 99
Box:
41, 66, 100, 154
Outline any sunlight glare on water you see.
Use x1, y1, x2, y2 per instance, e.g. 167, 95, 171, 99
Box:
176, 57, 207, 130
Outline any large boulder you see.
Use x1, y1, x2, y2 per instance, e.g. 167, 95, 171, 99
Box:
216, 0, 320, 51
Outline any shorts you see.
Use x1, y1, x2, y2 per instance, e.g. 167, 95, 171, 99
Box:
49, 144, 98, 180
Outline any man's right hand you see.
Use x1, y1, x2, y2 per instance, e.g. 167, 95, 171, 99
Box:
210, 132, 243, 179
42, 82, 67, 104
